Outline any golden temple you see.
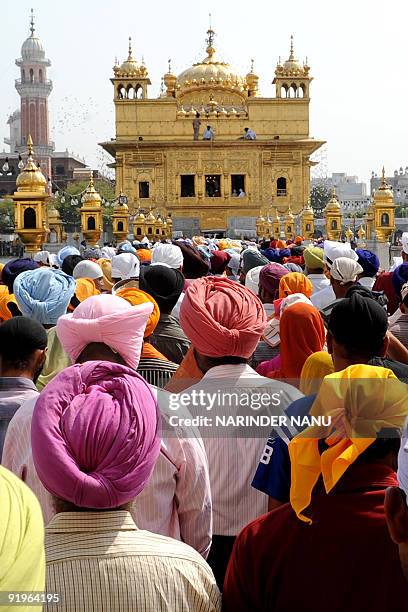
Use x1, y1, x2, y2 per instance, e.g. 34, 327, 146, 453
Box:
102, 29, 325, 238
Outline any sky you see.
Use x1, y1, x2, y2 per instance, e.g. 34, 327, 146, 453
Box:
1, 0, 407, 187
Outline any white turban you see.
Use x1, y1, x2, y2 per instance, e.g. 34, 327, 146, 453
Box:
100, 246, 116, 260
245, 265, 264, 296
330, 257, 363, 285
398, 418, 408, 503
402, 233, 408, 255
323, 241, 358, 269
227, 252, 241, 276
111, 253, 140, 280
33, 250, 50, 265
151, 243, 183, 269
73, 260, 103, 281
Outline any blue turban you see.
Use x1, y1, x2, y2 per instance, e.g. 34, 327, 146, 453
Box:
283, 262, 303, 273
356, 249, 379, 278
262, 248, 282, 263
57, 246, 80, 266
242, 249, 269, 274
278, 248, 291, 259
392, 263, 408, 299
117, 242, 137, 256
14, 268, 76, 325
2, 258, 40, 293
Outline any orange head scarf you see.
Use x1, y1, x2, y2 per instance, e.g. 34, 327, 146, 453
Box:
268, 302, 326, 381
0, 285, 18, 322
115, 287, 159, 337
299, 351, 334, 396
136, 249, 152, 264
279, 272, 313, 299
68, 279, 100, 312
97, 258, 113, 291
276, 240, 287, 249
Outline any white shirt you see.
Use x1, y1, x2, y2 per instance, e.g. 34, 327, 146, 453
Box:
171, 292, 184, 321
203, 128, 214, 140
244, 129, 256, 140
307, 273, 330, 295
179, 364, 302, 535
311, 285, 336, 310
358, 276, 376, 290
238, 190, 246, 198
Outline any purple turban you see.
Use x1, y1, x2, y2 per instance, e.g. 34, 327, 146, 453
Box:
259, 263, 288, 297
356, 249, 379, 278
392, 263, 408, 299
2, 258, 39, 293
31, 361, 161, 509
262, 248, 282, 263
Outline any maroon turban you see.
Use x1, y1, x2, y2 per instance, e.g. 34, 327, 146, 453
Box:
259, 263, 288, 297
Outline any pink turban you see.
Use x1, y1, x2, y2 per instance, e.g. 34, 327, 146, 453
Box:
56, 294, 153, 370
31, 361, 161, 508
179, 276, 267, 358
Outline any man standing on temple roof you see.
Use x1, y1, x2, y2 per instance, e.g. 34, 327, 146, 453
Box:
243, 127, 257, 140
193, 112, 201, 140
203, 126, 214, 140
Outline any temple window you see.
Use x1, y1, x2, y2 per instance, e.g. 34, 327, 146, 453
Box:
306, 223, 311, 231
231, 175, 245, 196
117, 221, 124, 231
136, 227, 142, 236
139, 182, 150, 198
30, 68, 34, 83
39, 69, 43, 83
331, 219, 337, 230
23, 207, 36, 229
87, 216, 96, 230
147, 227, 153, 234
135, 84, 143, 99
381, 213, 390, 226
205, 175, 221, 197
22, 69, 26, 83
277, 177, 287, 196
117, 85, 126, 99
181, 175, 195, 197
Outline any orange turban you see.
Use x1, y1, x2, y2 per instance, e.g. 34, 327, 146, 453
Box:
294, 236, 303, 246
0, 286, 18, 322
98, 258, 113, 291
279, 272, 313, 299
276, 240, 287, 249
136, 249, 152, 263
68, 279, 100, 312
116, 287, 160, 337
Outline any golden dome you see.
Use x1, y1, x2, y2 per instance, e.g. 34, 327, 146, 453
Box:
82, 173, 102, 207
16, 136, 47, 193
374, 168, 394, 202
114, 38, 141, 76
134, 209, 145, 222
48, 203, 61, 220
146, 210, 156, 222
276, 36, 308, 77
176, 28, 245, 94
325, 189, 341, 212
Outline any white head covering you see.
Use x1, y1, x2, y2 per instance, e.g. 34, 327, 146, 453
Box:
141, 237, 150, 245
245, 265, 264, 296
323, 241, 358, 269
330, 257, 363, 285
73, 260, 103, 281
48, 253, 59, 268
227, 252, 241, 276
100, 246, 116, 260
402, 233, 408, 255
280, 293, 313, 316
151, 243, 183, 269
33, 250, 50, 265
111, 253, 140, 280
401, 282, 408, 302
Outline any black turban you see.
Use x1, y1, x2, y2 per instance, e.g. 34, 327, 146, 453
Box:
0, 316, 47, 364
62, 255, 84, 277
140, 264, 185, 311
2, 258, 39, 293
173, 242, 209, 279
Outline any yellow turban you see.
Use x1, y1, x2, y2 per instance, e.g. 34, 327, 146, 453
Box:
116, 287, 160, 337
98, 258, 113, 291
0, 262, 4, 276
68, 279, 100, 312
289, 365, 408, 524
279, 272, 313, 299
217, 239, 230, 251
299, 351, 334, 396
303, 246, 324, 270
0, 286, 19, 322
0, 466, 45, 600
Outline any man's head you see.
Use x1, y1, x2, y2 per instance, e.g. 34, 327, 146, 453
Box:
304, 245, 325, 274
327, 288, 388, 371
111, 253, 140, 283
2, 258, 40, 294
258, 263, 288, 303
31, 361, 161, 511
57, 245, 80, 267
151, 243, 183, 270
61, 255, 84, 277
393, 263, 408, 304
329, 257, 363, 299
0, 317, 47, 381
244, 127, 249, 133
139, 265, 184, 314
56, 294, 153, 369
72, 260, 104, 292
401, 232, 408, 263
356, 249, 380, 279
179, 276, 267, 373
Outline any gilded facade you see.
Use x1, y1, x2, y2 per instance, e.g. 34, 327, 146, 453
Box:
102, 30, 325, 237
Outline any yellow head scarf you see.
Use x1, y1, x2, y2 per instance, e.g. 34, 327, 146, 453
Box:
98, 258, 113, 291
116, 287, 160, 337
0, 286, 19, 322
289, 364, 408, 524
0, 466, 45, 598
279, 272, 313, 299
299, 351, 334, 396
136, 248, 152, 263
0, 262, 4, 277
68, 278, 100, 312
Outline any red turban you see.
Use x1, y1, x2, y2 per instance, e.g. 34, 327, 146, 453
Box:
210, 250, 231, 275
179, 277, 267, 358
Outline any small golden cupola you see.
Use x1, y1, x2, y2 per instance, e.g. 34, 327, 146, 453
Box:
246, 59, 259, 97
113, 37, 151, 100
112, 193, 130, 242
80, 172, 103, 246
301, 198, 315, 239
273, 35, 312, 99
373, 167, 395, 242
324, 188, 343, 240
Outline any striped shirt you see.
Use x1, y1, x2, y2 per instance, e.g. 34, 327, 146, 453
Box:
2, 390, 212, 558
45, 511, 221, 612
181, 364, 302, 536
389, 312, 408, 349
137, 358, 178, 389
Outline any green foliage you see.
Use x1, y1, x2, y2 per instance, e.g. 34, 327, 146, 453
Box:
0, 199, 15, 233
310, 183, 331, 218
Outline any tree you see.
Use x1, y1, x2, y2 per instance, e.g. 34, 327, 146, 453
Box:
54, 178, 116, 231
0, 199, 15, 233
310, 183, 331, 218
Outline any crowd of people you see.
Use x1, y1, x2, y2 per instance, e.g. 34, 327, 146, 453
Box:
1, 232, 408, 610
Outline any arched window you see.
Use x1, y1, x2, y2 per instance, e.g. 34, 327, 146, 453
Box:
287, 225, 292, 234
135, 84, 143, 99
117, 85, 126, 99
87, 216, 96, 230
289, 84, 297, 98
117, 221, 124, 232
23, 207, 36, 229
381, 213, 390, 226
39, 69, 43, 83
22, 69, 26, 83
306, 223, 311, 231
156, 228, 160, 235
148, 226, 153, 234
127, 85, 135, 99
29, 68, 34, 83
136, 227, 142, 236
281, 84, 288, 98
299, 83, 306, 98
277, 177, 287, 196
331, 219, 338, 230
